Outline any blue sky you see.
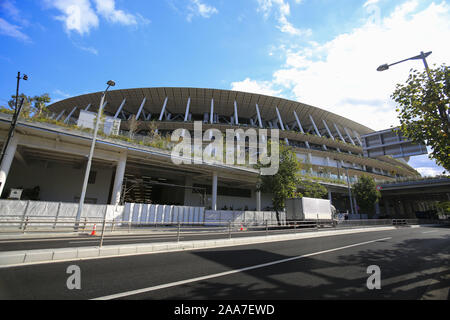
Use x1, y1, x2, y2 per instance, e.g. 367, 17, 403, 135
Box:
0, 0, 449, 176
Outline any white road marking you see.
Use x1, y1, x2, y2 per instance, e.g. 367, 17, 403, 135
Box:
422, 231, 438, 234
91, 237, 392, 300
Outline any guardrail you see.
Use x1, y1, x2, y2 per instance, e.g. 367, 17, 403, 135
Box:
0, 217, 448, 248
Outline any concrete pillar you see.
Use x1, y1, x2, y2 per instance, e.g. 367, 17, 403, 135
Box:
384, 199, 390, 216
212, 171, 218, 211
374, 202, 380, 217
184, 176, 193, 206
353, 197, 359, 215
256, 190, 261, 212
0, 135, 19, 197
110, 151, 127, 205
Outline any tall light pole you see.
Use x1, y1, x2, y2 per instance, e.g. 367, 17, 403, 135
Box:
377, 51, 432, 75
377, 51, 449, 125
75, 80, 115, 230
337, 161, 355, 215
0, 72, 28, 166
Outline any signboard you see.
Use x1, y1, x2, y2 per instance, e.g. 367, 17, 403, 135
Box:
77, 110, 121, 136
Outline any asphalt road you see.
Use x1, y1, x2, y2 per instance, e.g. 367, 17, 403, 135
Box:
0, 226, 448, 300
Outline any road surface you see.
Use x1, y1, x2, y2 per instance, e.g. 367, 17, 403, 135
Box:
0, 226, 448, 300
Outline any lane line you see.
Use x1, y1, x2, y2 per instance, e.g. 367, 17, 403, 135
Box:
91, 236, 392, 300
422, 231, 438, 234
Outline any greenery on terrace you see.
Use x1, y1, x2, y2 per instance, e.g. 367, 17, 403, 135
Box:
0, 105, 354, 187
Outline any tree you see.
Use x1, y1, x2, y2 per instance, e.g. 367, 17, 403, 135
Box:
391, 65, 450, 171
8, 94, 33, 117
259, 142, 302, 222
128, 114, 138, 139
352, 175, 381, 217
32, 93, 51, 117
297, 180, 328, 199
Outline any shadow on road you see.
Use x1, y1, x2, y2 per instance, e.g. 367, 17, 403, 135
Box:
152, 235, 450, 300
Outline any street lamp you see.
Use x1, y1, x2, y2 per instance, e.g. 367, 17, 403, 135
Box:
0, 72, 28, 170
75, 80, 116, 230
378, 51, 449, 132
337, 161, 355, 215
377, 51, 432, 77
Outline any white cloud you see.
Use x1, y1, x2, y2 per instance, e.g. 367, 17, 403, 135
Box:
48, 0, 99, 35
238, 1, 450, 131
0, 17, 31, 43
92, 0, 138, 25
257, 0, 311, 36
187, 0, 218, 22
46, 0, 149, 35
363, 0, 380, 8
415, 166, 446, 177
231, 78, 281, 97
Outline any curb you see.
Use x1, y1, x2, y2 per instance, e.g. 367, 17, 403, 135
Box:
0, 226, 399, 268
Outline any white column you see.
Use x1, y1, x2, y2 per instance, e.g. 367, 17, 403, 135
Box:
114, 98, 127, 119
275, 107, 285, 130
0, 135, 18, 197
234, 101, 239, 125
212, 171, 218, 211
136, 97, 147, 120
293, 111, 310, 149
184, 97, 191, 122
55, 110, 65, 121
344, 127, 356, 145
334, 123, 346, 142
110, 151, 127, 205
353, 130, 363, 146
256, 190, 261, 211
255, 104, 263, 128
64, 107, 77, 124
210, 98, 214, 124
158, 97, 168, 121
309, 114, 327, 150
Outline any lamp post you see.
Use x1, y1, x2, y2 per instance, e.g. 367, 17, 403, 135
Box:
377, 51, 432, 76
377, 51, 449, 125
75, 80, 115, 230
338, 162, 355, 215
0, 72, 28, 167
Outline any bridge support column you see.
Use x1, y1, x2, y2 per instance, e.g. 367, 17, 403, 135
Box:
256, 190, 261, 212
110, 151, 127, 205
212, 171, 218, 211
0, 135, 18, 197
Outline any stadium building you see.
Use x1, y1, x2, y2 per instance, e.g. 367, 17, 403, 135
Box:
0, 87, 420, 215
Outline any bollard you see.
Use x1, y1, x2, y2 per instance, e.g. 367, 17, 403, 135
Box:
177, 222, 181, 243
111, 220, 115, 232
228, 221, 232, 239
294, 220, 297, 233
265, 220, 268, 237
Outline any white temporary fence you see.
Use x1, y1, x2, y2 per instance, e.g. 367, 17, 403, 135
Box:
204, 210, 285, 226
0, 199, 124, 227
121, 203, 205, 225
0, 199, 285, 229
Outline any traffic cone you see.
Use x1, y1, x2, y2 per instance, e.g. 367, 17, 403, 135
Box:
91, 224, 97, 236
